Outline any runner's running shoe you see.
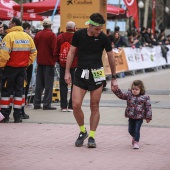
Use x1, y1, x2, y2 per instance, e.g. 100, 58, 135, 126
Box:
75, 131, 88, 147
87, 137, 96, 148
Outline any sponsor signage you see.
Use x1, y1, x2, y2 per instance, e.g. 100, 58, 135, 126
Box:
60, 0, 107, 32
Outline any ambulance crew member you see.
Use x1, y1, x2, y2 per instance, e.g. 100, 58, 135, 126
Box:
0, 17, 37, 123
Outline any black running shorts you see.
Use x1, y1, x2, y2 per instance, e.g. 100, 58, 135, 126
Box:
73, 68, 106, 91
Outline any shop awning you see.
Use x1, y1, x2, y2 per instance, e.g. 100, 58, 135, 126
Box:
107, 4, 127, 20
13, 1, 126, 19
0, 0, 46, 21
13, 0, 60, 14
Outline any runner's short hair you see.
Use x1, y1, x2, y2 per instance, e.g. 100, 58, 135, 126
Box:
90, 13, 105, 25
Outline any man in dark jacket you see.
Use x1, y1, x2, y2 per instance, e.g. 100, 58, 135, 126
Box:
33, 18, 57, 110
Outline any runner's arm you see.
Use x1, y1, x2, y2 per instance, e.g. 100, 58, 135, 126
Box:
107, 50, 118, 90
107, 50, 116, 76
65, 45, 77, 84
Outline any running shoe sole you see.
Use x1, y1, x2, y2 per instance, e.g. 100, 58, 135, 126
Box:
87, 143, 96, 148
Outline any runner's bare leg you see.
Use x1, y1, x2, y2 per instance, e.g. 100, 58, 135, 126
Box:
89, 85, 103, 131
72, 85, 86, 126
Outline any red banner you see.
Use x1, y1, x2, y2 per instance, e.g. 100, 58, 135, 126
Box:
152, 0, 156, 34
123, 0, 139, 29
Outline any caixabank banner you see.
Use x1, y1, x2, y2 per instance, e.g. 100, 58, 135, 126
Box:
60, 0, 107, 32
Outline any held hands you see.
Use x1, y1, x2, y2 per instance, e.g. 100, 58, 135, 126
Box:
111, 79, 118, 92
146, 119, 151, 123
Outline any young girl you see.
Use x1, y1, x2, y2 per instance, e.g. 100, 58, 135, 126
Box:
112, 80, 152, 149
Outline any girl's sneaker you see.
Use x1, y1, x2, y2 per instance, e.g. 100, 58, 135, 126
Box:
133, 141, 139, 149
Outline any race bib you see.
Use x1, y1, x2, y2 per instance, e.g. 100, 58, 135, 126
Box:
91, 67, 106, 82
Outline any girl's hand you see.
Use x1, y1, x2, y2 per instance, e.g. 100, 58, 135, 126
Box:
146, 119, 150, 123
111, 86, 117, 92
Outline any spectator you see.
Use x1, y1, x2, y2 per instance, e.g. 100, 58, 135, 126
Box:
21, 22, 35, 119
54, 21, 78, 112
0, 23, 8, 41
132, 31, 143, 48
140, 27, 147, 46
150, 33, 159, 46
144, 27, 152, 47
154, 30, 160, 42
3, 24, 8, 35
114, 26, 120, 32
23, 22, 34, 39
112, 31, 129, 49
158, 28, 166, 41
0, 21, 4, 89
33, 18, 57, 110
22, 22, 34, 105
156, 28, 169, 63
166, 35, 170, 44
56, 27, 64, 36
106, 28, 114, 47
0, 17, 37, 123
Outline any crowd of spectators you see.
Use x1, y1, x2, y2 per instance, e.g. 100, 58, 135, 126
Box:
107, 26, 170, 63
107, 26, 170, 49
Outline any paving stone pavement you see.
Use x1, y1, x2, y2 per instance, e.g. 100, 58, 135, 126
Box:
0, 68, 170, 170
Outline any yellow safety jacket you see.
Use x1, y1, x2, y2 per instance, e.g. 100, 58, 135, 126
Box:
0, 26, 37, 68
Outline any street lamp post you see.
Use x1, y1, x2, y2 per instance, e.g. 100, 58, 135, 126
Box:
165, 7, 169, 13
163, 0, 166, 28
163, 0, 169, 28
138, 0, 144, 30
143, 0, 149, 28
